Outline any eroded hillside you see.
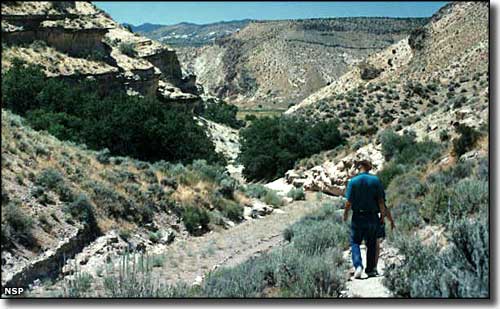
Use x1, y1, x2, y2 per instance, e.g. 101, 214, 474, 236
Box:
152, 18, 429, 109
283, 0, 489, 206
287, 2, 488, 137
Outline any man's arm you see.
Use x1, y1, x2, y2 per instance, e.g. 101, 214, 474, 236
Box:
385, 207, 395, 230
343, 180, 353, 222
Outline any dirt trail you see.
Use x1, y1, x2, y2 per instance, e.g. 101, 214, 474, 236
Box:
343, 242, 396, 298
151, 195, 328, 286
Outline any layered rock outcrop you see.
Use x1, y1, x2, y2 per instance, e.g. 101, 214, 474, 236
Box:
1, 1, 199, 104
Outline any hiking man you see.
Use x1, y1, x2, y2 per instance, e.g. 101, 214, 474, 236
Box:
343, 159, 385, 279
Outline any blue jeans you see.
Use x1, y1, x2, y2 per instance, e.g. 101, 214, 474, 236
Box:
350, 213, 379, 272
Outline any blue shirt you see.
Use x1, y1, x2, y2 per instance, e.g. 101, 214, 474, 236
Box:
345, 172, 385, 212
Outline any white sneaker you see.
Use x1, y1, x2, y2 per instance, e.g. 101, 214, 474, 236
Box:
354, 266, 363, 279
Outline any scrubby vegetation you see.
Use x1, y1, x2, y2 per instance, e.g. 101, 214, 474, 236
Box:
287, 187, 306, 201
244, 183, 283, 207
239, 116, 344, 181
66, 201, 349, 297
2, 59, 223, 165
377, 129, 443, 188
2, 198, 35, 249
1, 110, 253, 252
372, 125, 489, 298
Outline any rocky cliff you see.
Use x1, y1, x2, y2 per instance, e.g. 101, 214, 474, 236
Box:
1, 1, 198, 104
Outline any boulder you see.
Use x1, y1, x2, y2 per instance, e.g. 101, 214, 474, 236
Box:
292, 178, 306, 188
251, 200, 273, 216
159, 229, 176, 245
285, 170, 301, 183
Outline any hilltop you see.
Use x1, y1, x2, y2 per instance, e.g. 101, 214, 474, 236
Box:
132, 20, 252, 46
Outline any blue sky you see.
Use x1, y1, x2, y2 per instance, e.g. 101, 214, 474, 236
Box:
94, 1, 448, 26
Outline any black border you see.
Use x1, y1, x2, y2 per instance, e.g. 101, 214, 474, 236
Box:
0, 0, 495, 303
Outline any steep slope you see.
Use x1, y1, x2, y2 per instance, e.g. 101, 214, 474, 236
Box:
287, 2, 488, 139
1, 1, 198, 103
156, 18, 429, 109
283, 1, 489, 197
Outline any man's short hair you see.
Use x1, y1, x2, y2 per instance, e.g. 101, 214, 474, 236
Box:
356, 159, 372, 171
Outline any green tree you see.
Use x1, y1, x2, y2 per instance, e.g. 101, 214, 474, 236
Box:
239, 116, 343, 181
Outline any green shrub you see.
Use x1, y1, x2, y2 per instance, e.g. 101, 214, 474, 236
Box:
244, 114, 257, 121
385, 215, 488, 298
99, 254, 197, 297
2, 59, 46, 115
84, 180, 137, 222
202, 245, 346, 298
476, 157, 488, 181
449, 179, 488, 219
65, 271, 94, 297
396, 138, 442, 166
377, 162, 405, 188
287, 187, 305, 201
263, 190, 283, 208
191, 160, 226, 183
245, 184, 269, 199
151, 254, 166, 267
64, 194, 94, 224
453, 125, 481, 157
3, 200, 34, 247
218, 178, 237, 199
148, 231, 160, 243
119, 42, 137, 57
386, 172, 425, 207
35, 168, 74, 202
291, 220, 349, 255
35, 168, 65, 190
390, 201, 423, 233
96, 148, 111, 164
439, 130, 449, 142
202, 202, 348, 297
182, 206, 210, 235
379, 129, 441, 166
378, 129, 415, 160
282, 247, 346, 297
426, 160, 474, 187
420, 183, 451, 224
221, 201, 243, 222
